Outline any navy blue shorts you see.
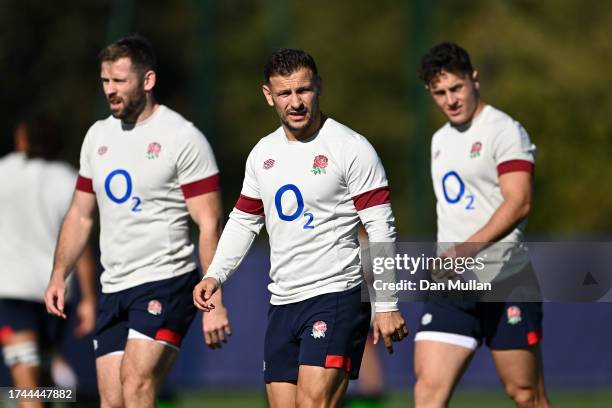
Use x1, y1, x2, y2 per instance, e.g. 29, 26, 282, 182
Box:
0, 299, 67, 345
416, 300, 543, 350
93, 271, 199, 358
263, 284, 371, 383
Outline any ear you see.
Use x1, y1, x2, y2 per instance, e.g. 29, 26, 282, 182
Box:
143, 70, 156, 92
472, 70, 480, 90
262, 84, 274, 107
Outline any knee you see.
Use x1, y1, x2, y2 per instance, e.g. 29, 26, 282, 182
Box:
100, 394, 124, 408
296, 386, 327, 408
505, 384, 538, 408
414, 377, 450, 408
121, 370, 155, 396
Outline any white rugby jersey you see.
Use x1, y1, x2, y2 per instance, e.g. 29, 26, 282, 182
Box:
205, 118, 397, 309
431, 105, 535, 274
76, 105, 219, 293
0, 153, 76, 301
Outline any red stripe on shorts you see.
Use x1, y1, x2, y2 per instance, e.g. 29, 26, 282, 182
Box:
527, 329, 543, 346
154, 328, 182, 347
324, 355, 351, 373
0, 325, 14, 343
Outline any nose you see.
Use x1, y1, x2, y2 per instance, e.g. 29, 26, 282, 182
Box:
104, 81, 116, 96
445, 92, 457, 106
289, 92, 302, 109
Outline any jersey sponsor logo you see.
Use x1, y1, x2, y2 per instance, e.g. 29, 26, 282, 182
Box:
147, 299, 163, 316
470, 141, 482, 158
311, 155, 328, 175
146, 142, 162, 159
506, 305, 522, 325
263, 159, 275, 170
421, 313, 433, 326
311, 320, 327, 339
97, 145, 108, 155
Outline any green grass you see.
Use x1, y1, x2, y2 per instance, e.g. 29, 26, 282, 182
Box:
173, 389, 612, 408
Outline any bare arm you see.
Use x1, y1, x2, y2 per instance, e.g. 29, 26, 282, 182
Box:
467, 171, 531, 243
74, 244, 97, 336
45, 190, 97, 318
451, 171, 532, 258
186, 191, 232, 348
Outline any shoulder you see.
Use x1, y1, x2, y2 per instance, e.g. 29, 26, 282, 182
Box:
481, 105, 525, 135
431, 122, 451, 146
44, 161, 78, 183
321, 118, 366, 145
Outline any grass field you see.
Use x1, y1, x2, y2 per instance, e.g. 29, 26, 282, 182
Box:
174, 389, 612, 408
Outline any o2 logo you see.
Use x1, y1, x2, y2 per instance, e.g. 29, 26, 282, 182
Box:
441, 171, 475, 210
274, 184, 314, 229
104, 169, 142, 212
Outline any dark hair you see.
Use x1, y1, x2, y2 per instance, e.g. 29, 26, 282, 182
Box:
263, 48, 319, 82
419, 42, 474, 85
17, 113, 63, 160
98, 34, 157, 74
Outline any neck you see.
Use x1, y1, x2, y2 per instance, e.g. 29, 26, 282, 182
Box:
284, 112, 324, 142
124, 95, 158, 125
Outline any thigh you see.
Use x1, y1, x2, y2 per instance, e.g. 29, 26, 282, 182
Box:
121, 338, 177, 387
266, 382, 297, 408
491, 346, 544, 391
414, 339, 475, 390
96, 353, 124, 407
297, 364, 348, 407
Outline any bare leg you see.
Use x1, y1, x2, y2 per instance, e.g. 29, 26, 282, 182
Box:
414, 340, 475, 408
491, 346, 552, 408
296, 365, 349, 408
266, 381, 297, 408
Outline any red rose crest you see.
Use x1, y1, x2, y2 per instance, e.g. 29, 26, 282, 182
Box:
147, 300, 163, 316
470, 141, 482, 158
146, 142, 162, 159
506, 306, 522, 325
97, 146, 108, 155
311, 320, 327, 339
311, 155, 328, 175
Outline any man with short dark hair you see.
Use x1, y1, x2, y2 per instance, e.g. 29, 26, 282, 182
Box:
194, 48, 408, 407
44, 35, 229, 407
413, 42, 551, 408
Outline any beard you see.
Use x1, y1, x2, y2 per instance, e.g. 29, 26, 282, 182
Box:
279, 99, 320, 133
109, 87, 147, 123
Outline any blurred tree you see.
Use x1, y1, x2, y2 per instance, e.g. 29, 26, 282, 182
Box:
1, 0, 610, 236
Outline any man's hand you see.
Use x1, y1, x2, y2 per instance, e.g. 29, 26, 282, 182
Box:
44, 278, 67, 319
202, 302, 232, 349
74, 298, 96, 337
373, 311, 409, 354
193, 277, 219, 312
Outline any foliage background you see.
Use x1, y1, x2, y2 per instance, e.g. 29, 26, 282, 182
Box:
1, 0, 611, 237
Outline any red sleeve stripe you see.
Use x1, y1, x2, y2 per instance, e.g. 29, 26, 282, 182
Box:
76, 175, 94, 194
325, 355, 351, 373
154, 328, 182, 347
181, 173, 220, 199
497, 160, 534, 176
352, 186, 390, 211
235, 194, 264, 216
